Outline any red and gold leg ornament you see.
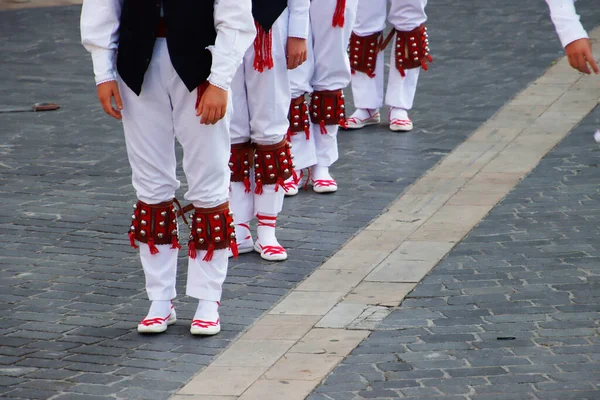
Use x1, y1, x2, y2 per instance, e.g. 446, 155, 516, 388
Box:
332, 0, 346, 27
187, 202, 237, 262
287, 95, 310, 141
349, 31, 383, 78
129, 199, 182, 254
253, 139, 295, 194
310, 89, 346, 134
229, 141, 254, 193
382, 24, 432, 78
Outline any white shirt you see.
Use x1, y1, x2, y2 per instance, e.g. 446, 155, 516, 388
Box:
545, 0, 589, 47
288, 0, 310, 39
80, 0, 256, 90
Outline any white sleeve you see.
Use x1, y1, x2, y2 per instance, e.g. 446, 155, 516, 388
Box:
80, 0, 123, 85
208, 0, 256, 91
288, 0, 310, 39
545, 0, 589, 47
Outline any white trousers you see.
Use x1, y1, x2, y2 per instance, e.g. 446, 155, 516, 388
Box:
350, 0, 427, 111
118, 38, 230, 302
286, 0, 358, 169
229, 12, 289, 223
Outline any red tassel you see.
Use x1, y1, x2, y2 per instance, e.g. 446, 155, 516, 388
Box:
203, 244, 215, 262
244, 176, 252, 193
171, 236, 182, 250
253, 22, 274, 73
367, 71, 376, 78
188, 241, 197, 259
275, 177, 286, 193
230, 240, 239, 258
320, 121, 328, 135
304, 124, 310, 140
286, 127, 293, 142
128, 231, 139, 249
255, 181, 263, 195
148, 238, 159, 255
332, 0, 346, 27
292, 169, 299, 185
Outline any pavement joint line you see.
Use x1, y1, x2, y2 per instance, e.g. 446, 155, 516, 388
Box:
179, 26, 600, 400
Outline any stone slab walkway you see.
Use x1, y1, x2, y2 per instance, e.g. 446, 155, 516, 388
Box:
1, 1, 599, 400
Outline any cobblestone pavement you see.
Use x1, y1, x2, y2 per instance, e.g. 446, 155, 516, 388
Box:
1, 2, 599, 400
309, 108, 600, 399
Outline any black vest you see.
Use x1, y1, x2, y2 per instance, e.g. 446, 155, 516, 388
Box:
116, 0, 217, 96
252, 0, 288, 32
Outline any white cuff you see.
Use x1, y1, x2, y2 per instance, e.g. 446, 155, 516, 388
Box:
91, 48, 117, 86
207, 46, 243, 91
288, 12, 309, 39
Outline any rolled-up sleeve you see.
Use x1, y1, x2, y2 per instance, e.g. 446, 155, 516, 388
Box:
80, 0, 123, 85
288, 0, 310, 39
545, 0, 589, 47
208, 0, 256, 91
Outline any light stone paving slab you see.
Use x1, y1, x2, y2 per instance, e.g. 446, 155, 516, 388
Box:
176, 366, 265, 397
268, 291, 345, 316
172, 30, 600, 399
237, 379, 316, 400
242, 315, 321, 341
211, 340, 296, 368
344, 282, 416, 307
314, 302, 368, 329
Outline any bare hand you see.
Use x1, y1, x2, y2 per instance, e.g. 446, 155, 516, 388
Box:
286, 37, 308, 70
565, 38, 599, 75
196, 84, 228, 125
97, 80, 123, 120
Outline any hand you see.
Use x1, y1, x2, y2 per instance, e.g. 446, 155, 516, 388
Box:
565, 38, 599, 75
196, 84, 228, 125
286, 37, 308, 70
97, 80, 123, 120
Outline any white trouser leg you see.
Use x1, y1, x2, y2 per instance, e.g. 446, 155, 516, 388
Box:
310, 0, 358, 168
388, 0, 428, 31
385, 67, 420, 111
350, 0, 386, 110
230, 64, 251, 146
310, 0, 359, 92
230, 182, 255, 229
351, 51, 385, 110
186, 250, 228, 301
385, 0, 427, 112
246, 11, 291, 146
288, 26, 317, 170
118, 39, 181, 301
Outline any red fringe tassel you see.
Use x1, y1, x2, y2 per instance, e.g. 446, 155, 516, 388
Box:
332, 0, 346, 27
253, 22, 274, 73
320, 121, 328, 135
304, 124, 310, 140
255, 181, 264, 195
244, 176, 252, 193
203, 244, 215, 262
128, 231, 139, 249
147, 238, 159, 255
188, 241, 197, 259
171, 236, 182, 250
230, 240, 239, 258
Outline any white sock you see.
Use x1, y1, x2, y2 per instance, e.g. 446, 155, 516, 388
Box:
194, 299, 219, 322
235, 222, 252, 246
349, 108, 379, 121
390, 107, 409, 121
146, 300, 171, 318
311, 165, 334, 182
256, 213, 282, 248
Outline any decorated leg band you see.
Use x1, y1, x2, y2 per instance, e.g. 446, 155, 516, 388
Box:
229, 141, 254, 193
254, 139, 295, 194
287, 95, 310, 141
382, 24, 432, 77
309, 89, 346, 134
187, 202, 237, 261
129, 199, 183, 254
349, 31, 383, 78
